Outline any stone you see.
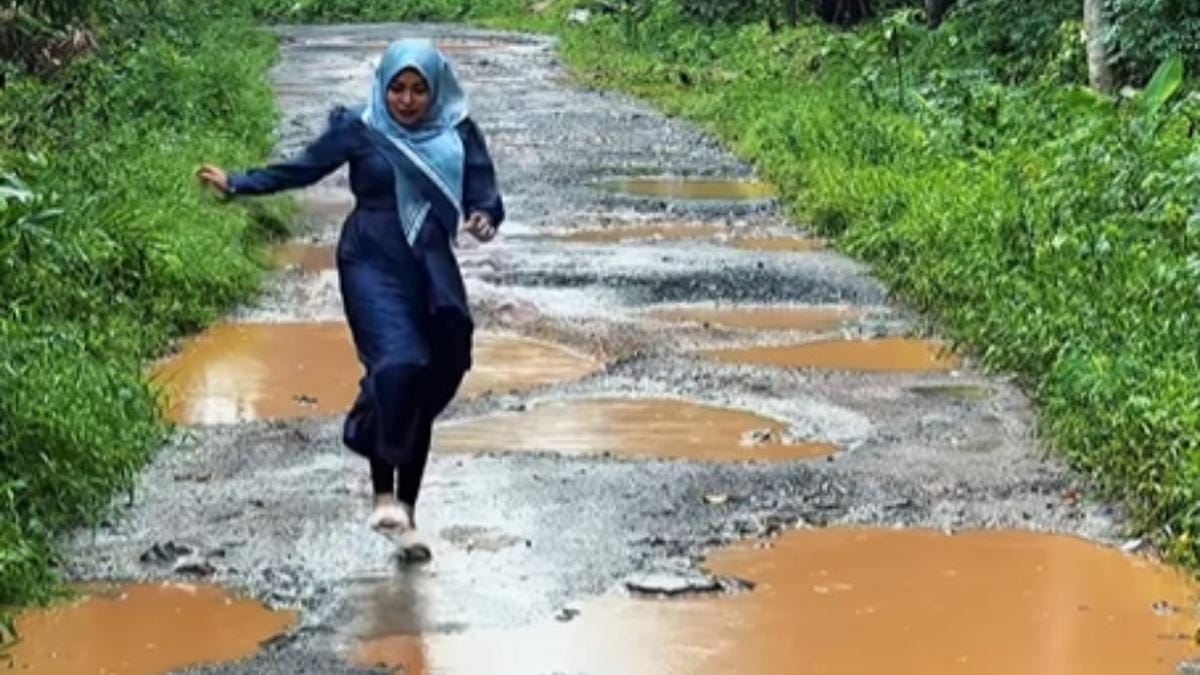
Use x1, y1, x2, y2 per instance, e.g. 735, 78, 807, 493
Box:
625, 571, 720, 596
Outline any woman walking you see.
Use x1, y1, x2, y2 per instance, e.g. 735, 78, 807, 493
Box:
197, 39, 503, 557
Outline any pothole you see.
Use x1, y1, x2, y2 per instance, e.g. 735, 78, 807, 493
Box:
556, 222, 725, 243
703, 337, 959, 372
273, 243, 335, 272
352, 528, 1200, 675
4, 582, 295, 675
647, 305, 860, 332
594, 178, 774, 201
434, 397, 836, 461
460, 334, 600, 398
728, 236, 825, 252
152, 323, 599, 424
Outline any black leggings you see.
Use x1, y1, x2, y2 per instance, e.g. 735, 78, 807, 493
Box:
370, 411, 434, 505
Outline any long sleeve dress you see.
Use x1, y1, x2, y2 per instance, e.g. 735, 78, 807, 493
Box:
227, 106, 504, 506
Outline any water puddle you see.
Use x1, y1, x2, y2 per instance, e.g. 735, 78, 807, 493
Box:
648, 305, 859, 332
704, 337, 959, 372
728, 236, 825, 252
595, 178, 774, 201
352, 528, 1200, 675
153, 323, 598, 424
4, 582, 294, 675
557, 222, 725, 243
273, 242, 335, 272
459, 335, 600, 398
435, 398, 835, 461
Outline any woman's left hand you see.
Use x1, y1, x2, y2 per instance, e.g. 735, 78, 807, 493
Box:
464, 212, 496, 243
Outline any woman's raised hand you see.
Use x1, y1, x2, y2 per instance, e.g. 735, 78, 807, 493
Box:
464, 212, 496, 243
196, 164, 229, 194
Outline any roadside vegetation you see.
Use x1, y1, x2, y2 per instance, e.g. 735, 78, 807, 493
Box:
0, 0, 289, 618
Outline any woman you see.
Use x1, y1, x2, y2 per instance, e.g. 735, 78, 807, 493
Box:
197, 39, 503, 557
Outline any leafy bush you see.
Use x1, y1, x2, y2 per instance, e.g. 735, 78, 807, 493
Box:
0, 0, 288, 611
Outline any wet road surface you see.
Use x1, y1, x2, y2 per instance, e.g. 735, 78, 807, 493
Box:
38, 22, 1200, 675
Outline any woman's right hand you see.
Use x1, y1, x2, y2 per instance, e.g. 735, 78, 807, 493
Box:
196, 164, 229, 194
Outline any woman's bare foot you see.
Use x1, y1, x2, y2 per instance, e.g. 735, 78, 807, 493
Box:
368, 494, 412, 531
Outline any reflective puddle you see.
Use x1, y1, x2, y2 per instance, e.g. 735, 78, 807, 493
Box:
595, 178, 774, 200
5, 582, 294, 675
459, 334, 600, 398
704, 337, 960, 372
728, 236, 825, 253
557, 222, 725, 243
435, 398, 835, 461
353, 528, 1200, 675
273, 243, 335, 272
153, 323, 598, 424
648, 305, 859, 332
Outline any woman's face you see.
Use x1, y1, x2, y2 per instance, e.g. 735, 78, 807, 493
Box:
387, 69, 431, 127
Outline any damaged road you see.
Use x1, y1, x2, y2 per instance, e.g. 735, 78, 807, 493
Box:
33, 22, 1199, 675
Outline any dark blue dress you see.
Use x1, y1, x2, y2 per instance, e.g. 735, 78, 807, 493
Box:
228, 106, 504, 507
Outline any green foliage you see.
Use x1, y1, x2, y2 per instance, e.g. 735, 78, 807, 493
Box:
0, 0, 289, 613
1108, 0, 1200, 86
246, 0, 530, 22
543, 6, 1200, 565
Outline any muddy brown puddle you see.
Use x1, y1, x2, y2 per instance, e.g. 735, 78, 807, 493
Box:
557, 222, 726, 243
153, 323, 599, 425
648, 305, 859, 332
353, 528, 1200, 675
273, 242, 335, 272
434, 398, 836, 461
728, 235, 825, 252
705, 336, 960, 372
5, 582, 294, 675
595, 178, 774, 200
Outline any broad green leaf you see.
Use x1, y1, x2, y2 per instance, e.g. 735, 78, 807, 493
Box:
1137, 53, 1184, 117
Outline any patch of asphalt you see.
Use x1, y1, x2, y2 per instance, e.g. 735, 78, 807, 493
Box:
56, 21, 1142, 675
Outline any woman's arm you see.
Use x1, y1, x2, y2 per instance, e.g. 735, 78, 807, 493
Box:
458, 118, 505, 228
202, 108, 357, 197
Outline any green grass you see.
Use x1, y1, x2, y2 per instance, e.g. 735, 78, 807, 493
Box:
0, 1, 293, 619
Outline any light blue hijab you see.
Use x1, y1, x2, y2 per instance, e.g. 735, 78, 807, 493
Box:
362, 39, 467, 244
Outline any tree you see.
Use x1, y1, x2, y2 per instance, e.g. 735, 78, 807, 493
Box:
813, 0, 872, 26
925, 0, 955, 28
1084, 0, 1114, 92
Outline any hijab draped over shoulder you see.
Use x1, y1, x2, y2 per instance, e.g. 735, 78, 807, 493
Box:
361, 39, 468, 244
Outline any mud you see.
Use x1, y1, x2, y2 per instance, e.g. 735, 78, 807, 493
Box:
556, 222, 726, 243
354, 528, 1200, 675
728, 235, 826, 252
704, 337, 961, 372
53, 21, 1193, 675
5, 582, 294, 675
154, 323, 600, 424
594, 177, 774, 201
274, 243, 336, 272
647, 305, 860, 331
434, 397, 837, 461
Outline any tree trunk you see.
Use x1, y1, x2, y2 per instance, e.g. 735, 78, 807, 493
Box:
925, 0, 955, 28
1084, 0, 1114, 93
813, 0, 871, 26
784, 0, 800, 27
